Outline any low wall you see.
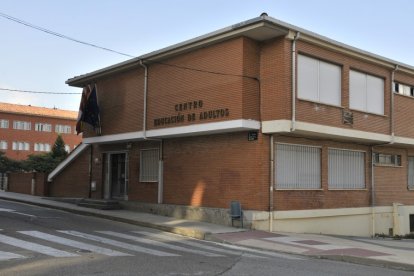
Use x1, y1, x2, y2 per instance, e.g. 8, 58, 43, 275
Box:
6, 172, 48, 196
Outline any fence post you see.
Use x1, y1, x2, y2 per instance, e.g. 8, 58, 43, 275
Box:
31, 171, 36, 195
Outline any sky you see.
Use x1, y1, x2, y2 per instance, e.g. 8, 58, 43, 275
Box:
1, 0, 413, 111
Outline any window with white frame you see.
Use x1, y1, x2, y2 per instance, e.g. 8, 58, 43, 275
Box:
408, 157, 414, 190
328, 149, 365, 189
394, 82, 414, 97
373, 153, 401, 167
34, 143, 51, 152
12, 141, 29, 151
55, 124, 72, 134
35, 123, 52, 132
0, 140, 7, 150
276, 143, 321, 189
13, 121, 31, 130
140, 149, 159, 182
350, 70, 384, 114
0, 119, 9, 128
298, 54, 342, 106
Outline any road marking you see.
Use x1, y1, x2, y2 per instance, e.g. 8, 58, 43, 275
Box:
0, 233, 78, 257
98, 231, 223, 257
0, 250, 26, 261
0, 208, 36, 218
59, 231, 179, 257
19, 231, 130, 257
133, 231, 266, 258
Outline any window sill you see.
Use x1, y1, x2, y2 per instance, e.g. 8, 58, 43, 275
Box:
394, 92, 414, 99
298, 98, 344, 109
349, 108, 388, 118
374, 164, 402, 168
275, 188, 323, 191
328, 188, 368, 191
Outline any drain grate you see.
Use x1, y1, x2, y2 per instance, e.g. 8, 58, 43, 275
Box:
76, 249, 92, 253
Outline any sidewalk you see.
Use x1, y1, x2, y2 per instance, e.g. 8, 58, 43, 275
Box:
1, 191, 413, 272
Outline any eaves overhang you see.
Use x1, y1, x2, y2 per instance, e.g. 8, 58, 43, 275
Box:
66, 15, 414, 88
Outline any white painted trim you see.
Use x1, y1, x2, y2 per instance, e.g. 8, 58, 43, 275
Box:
83, 131, 144, 144
47, 143, 90, 182
146, 119, 261, 138
83, 120, 260, 144
262, 119, 401, 144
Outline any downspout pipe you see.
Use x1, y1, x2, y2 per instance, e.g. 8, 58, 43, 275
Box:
371, 147, 375, 237
139, 60, 164, 204
291, 32, 300, 132
139, 60, 149, 139
269, 135, 274, 232
390, 65, 399, 144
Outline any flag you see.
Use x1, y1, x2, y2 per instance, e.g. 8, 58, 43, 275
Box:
76, 84, 101, 135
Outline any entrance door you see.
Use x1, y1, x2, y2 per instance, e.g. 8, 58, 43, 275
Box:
106, 153, 128, 200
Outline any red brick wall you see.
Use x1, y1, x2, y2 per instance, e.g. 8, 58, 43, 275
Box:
163, 132, 270, 210
0, 112, 81, 160
49, 146, 91, 198
7, 172, 47, 196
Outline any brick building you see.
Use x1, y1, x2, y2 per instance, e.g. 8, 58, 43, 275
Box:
0, 102, 81, 160
48, 14, 414, 236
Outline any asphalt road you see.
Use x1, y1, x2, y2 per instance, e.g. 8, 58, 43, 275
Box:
0, 199, 411, 276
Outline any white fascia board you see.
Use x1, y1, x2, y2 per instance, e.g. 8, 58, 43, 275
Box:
47, 143, 90, 182
83, 131, 144, 144
262, 119, 392, 144
81, 120, 260, 144
146, 119, 260, 138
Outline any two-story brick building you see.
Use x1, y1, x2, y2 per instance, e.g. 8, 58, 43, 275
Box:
48, 14, 414, 237
0, 102, 81, 160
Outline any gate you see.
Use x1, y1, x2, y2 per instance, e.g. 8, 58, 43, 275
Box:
0, 173, 7, 191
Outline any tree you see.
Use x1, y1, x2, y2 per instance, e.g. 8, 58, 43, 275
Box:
0, 152, 21, 172
51, 135, 68, 160
22, 135, 69, 173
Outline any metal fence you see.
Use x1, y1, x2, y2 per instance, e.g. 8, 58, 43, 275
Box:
0, 173, 7, 191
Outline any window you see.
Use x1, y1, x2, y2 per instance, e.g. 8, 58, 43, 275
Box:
34, 143, 50, 152
0, 141, 7, 150
55, 124, 71, 134
350, 70, 384, 114
0, 119, 9, 128
13, 121, 31, 130
373, 153, 401, 166
276, 143, 321, 189
408, 157, 414, 190
140, 149, 159, 182
12, 141, 29, 151
328, 149, 365, 189
394, 82, 414, 97
35, 123, 52, 132
298, 54, 341, 106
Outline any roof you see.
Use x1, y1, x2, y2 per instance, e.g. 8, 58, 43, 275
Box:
0, 102, 78, 120
66, 14, 414, 87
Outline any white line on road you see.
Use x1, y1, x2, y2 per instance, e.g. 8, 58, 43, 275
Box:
98, 231, 223, 257
59, 231, 179, 257
0, 250, 26, 261
0, 208, 36, 218
19, 231, 130, 257
0, 233, 78, 257
133, 231, 266, 258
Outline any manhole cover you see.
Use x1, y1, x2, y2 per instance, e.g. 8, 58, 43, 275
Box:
76, 249, 92, 253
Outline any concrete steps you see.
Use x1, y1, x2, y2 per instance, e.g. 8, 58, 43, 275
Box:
77, 199, 122, 210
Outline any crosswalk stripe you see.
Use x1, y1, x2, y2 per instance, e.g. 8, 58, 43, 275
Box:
59, 231, 179, 257
0, 250, 26, 261
0, 233, 78, 257
98, 231, 223, 257
19, 231, 130, 257
133, 231, 255, 257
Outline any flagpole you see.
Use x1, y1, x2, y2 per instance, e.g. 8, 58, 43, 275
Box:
94, 83, 102, 136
